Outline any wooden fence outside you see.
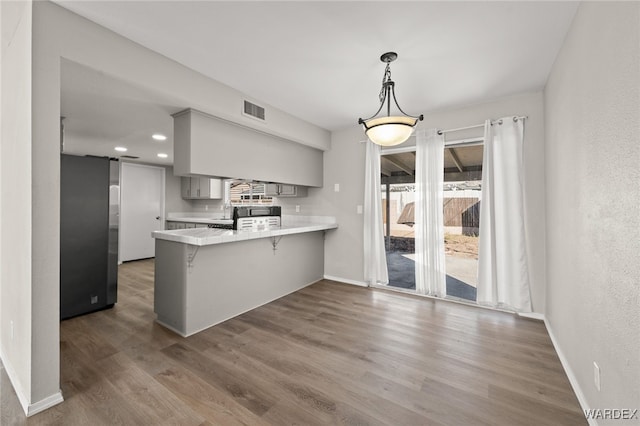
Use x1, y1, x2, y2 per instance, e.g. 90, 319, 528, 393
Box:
444, 198, 480, 236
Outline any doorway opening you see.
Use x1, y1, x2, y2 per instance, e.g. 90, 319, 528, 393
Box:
380, 141, 483, 303
381, 180, 416, 290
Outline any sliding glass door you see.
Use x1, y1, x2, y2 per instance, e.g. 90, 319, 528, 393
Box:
382, 181, 417, 290
379, 141, 484, 303
442, 143, 483, 302
381, 151, 417, 291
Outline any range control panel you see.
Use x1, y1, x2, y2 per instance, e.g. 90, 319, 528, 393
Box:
235, 216, 281, 231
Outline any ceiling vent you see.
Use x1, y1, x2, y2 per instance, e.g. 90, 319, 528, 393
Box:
120, 155, 140, 159
243, 100, 266, 121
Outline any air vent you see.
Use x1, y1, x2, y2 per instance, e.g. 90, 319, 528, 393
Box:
120, 155, 139, 159
243, 100, 266, 121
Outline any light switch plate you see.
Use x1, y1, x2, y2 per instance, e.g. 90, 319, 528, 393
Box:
334, 183, 340, 192
357, 205, 363, 214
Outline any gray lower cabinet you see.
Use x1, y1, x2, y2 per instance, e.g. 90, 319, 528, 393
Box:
154, 231, 325, 336
181, 177, 222, 199
265, 183, 307, 197
166, 221, 209, 230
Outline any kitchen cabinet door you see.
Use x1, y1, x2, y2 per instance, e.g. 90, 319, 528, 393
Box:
279, 184, 297, 196
264, 183, 307, 197
264, 183, 279, 196
190, 178, 201, 198
181, 177, 223, 199
198, 177, 222, 199
181, 177, 192, 198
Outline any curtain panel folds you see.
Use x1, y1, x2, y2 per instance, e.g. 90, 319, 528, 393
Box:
415, 129, 446, 297
364, 141, 389, 286
477, 117, 532, 312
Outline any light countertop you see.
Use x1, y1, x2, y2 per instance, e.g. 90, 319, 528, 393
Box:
166, 217, 233, 225
165, 212, 231, 225
153, 215, 337, 246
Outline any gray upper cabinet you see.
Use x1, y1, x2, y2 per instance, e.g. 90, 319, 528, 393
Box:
173, 109, 323, 187
264, 183, 307, 197
181, 177, 222, 199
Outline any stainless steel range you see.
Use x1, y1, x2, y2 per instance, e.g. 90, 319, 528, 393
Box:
232, 206, 281, 231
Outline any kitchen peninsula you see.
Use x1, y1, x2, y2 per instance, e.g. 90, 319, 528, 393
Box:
152, 216, 337, 336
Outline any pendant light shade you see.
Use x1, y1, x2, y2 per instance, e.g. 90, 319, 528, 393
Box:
358, 52, 423, 146
362, 116, 419, 146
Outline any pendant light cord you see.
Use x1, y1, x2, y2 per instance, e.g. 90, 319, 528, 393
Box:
379, 63, 391, 103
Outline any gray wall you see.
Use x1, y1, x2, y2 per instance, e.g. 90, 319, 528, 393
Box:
280, 91, 548, 312
544, 1, 640, 414
164, 166, 194, 213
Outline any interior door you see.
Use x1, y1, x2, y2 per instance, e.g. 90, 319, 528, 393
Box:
120, 162, 165, 262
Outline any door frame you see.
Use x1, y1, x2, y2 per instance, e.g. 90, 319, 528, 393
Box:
118, 162, 166, 263
376, 136, 485, 296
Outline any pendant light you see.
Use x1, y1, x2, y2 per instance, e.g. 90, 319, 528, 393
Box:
358, 52, 423, 146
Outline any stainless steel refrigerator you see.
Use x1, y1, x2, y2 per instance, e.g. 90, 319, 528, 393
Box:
60, 154, 119, 320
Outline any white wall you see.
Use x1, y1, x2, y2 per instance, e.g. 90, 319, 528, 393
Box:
281, 91, 548, 312
544, 1, 639, 415
164, 166, 194, 213
1, 0, 36, 410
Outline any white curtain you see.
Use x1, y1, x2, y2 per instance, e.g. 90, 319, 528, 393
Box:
364, 141, 389, 286
477, 117, 532, 312
414, 129, 446, 297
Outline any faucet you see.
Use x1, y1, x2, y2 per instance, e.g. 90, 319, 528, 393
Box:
223, 202, 232, 219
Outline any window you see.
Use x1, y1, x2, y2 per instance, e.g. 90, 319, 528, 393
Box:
226, 180, 273, 205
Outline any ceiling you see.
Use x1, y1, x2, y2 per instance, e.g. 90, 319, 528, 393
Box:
61, 59, 184, 164
55, 1, 578, 165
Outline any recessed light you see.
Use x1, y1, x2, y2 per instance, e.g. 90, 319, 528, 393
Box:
157, 153, 168, 158
152, 133, 167, 141
115, 146, 127, 152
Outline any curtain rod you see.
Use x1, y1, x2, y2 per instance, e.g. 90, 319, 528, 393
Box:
437, 115, 527, 135
359, 115, 527, 143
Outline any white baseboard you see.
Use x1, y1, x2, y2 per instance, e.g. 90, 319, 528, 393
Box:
0, 350, 29, 416
27, 391, 64, 417
544, 319, 593, 425
323, 275, 368, 287
1, 350, 64, 417
518, 312, 545, 321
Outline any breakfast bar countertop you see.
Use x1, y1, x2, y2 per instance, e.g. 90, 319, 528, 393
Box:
152, 215, 337, 246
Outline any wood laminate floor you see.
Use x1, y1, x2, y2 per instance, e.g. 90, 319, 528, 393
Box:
1, 259, 586, 425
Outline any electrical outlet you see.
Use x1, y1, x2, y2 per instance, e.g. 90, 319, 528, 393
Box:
91, 295, 98, 305
205, 205, 209, 211
593, 362, 601, 391
295, 205, 300, 213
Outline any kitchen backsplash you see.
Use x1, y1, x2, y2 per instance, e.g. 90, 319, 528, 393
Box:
186, 199, 225, 213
